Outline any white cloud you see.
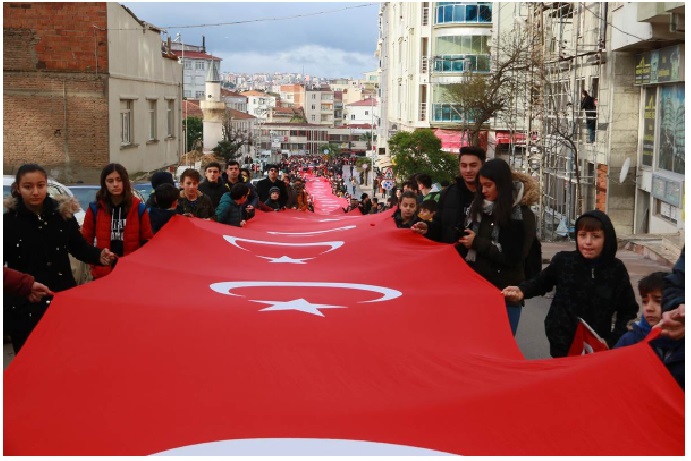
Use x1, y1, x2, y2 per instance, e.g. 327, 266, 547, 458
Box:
218, 45, 377, 79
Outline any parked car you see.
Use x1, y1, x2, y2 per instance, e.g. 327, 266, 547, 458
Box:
68, 183, 146, 214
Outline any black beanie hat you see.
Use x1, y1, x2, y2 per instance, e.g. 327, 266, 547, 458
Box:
151, 172, 174, 189
269, 186, 280, 195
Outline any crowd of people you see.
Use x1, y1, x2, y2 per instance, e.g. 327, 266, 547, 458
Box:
2, 153, 685, 389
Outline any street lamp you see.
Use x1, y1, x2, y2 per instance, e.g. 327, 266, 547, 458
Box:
172, 33, 187, 165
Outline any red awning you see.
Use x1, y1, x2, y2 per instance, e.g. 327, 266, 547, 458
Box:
434, 129, 487, 151
495, 131, 527, 145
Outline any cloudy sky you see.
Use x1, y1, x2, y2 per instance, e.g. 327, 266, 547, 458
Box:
124, 2, 380, 79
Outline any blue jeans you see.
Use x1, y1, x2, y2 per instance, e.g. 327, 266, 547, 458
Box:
506, 301, 522, 336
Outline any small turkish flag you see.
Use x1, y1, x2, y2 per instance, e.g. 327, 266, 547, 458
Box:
567, 318, 610, 356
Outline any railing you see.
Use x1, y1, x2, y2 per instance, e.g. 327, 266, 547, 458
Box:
419, 102, 427, 122
422, 6, 430, 26
421, 55, 428, 73
433, 54, 490, 73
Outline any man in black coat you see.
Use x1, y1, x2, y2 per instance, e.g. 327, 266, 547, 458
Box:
256, 164, 288, 208
411, 146, 486, 257
198, 162, 228, 210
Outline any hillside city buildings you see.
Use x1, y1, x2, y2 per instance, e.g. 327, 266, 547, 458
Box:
2, 2, 684, 246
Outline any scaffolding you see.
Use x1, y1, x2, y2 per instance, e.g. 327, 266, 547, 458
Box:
525, 2, 604, 240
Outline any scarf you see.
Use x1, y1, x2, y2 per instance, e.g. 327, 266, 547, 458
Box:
465, 200, 499, 263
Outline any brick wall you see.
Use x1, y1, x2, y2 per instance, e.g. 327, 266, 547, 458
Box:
4, 2, 108, 73
4, 3, 109, 183
596, 164, 608, 211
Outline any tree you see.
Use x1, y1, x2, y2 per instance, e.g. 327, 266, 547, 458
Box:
184, 117, 203, 153
443, 29, 535, 146
289, 107, 307, 123
213, 108, 249, 163
316, 142, 342, 161
388, 129, 457, 183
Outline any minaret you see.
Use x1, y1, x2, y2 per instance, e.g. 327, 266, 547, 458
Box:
200, 60, 225, 155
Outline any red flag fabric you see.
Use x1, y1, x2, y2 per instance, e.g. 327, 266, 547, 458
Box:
567, 318, 610, 356
3, 174, 684, 456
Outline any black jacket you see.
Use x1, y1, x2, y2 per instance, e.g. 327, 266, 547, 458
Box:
198, 179, 228, 210
460, 173, 538, 291
519, 209, 639, 357
4, 194, 103, 338
425, 177, 476, 254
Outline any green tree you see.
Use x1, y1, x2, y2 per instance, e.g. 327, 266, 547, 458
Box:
388, 129, 457, 183
316, 142, 342, 161
184, 116, 203, 153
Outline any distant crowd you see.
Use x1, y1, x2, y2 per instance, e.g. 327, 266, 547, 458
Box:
3, 150, 685, 390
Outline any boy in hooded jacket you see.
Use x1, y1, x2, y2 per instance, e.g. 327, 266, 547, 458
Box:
503, 210, 639, 358
614, 271, 684, 389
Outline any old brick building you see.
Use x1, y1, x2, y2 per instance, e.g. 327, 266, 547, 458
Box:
3, 2, 181, 183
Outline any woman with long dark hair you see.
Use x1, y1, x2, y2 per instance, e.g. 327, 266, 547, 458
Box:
4, 164, 115, 353
82, 163, 153, 279
458, 158, 538, 336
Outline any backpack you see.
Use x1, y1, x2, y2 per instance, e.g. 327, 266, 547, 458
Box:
89, 201, 146, 226
524, 237, 543, 280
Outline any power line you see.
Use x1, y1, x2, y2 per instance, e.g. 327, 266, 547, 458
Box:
115, 3, 377, 31
581, 3, 658, 44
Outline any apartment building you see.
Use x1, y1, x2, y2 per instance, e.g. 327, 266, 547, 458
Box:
345, 98, 379, 127
170, 40, 221, 100
4, 2, 182, 182
241, 90, 277, 119
377, 1, 493, 163
279, 83, 305, 108
304, 87, 335, 126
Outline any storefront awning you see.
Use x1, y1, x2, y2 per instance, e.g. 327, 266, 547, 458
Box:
433, 129, 487, 152
495, 131, 527, 145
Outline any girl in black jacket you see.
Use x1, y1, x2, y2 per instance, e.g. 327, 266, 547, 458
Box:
3, 164, 115, 353
458, 158, 537, 336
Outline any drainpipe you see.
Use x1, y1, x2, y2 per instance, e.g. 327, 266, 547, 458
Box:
63, 81, 71, 181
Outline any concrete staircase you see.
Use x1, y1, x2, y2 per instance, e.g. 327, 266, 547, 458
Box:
618, 232, 684, 268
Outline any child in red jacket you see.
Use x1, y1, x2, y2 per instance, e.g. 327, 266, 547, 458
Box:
82, 163, 153, 279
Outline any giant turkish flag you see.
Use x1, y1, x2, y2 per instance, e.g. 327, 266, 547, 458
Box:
4, 174, 684, 455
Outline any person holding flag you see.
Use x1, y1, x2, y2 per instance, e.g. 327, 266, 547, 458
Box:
502, 210, 639, 357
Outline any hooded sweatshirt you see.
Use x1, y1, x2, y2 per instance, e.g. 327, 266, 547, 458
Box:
519, 209, 639, 358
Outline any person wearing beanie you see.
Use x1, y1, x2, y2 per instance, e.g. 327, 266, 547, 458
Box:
146, 171, 176, 207
263, 185, 282, 211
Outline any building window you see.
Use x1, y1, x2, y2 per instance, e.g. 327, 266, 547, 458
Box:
642, 87, 656, 167
184, 61, 192, 70
195, 90, 204, 99
195, 61, 205, 71
312, 104, 316, 110
434, 36, 491, 73
147, 99, 157, 141
365, 110, 369, 116
166, 99, 175, 138
120, 99, 133, 146
311, 115, 316, 121
658, 84, 685, 174
351, 114, 355, 120
436, 2, 492, 24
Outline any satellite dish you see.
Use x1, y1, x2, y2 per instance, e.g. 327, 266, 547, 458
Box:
619, 157, 631, 183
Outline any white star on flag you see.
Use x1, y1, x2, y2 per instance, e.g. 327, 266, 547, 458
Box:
252, 298, 346, 317
257, 256, 311, 264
